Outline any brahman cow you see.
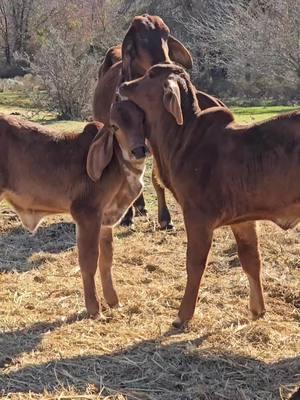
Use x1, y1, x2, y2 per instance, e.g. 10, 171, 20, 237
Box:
117, 64, 300, 327
0, 100, 147, 317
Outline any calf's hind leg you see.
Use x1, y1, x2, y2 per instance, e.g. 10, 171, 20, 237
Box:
120, 194, 147, 227
72, 207, 101, 317
134, 193, 147, 216
99, 226, 119, 307
152, 164, 173, 230
231, 221, 265, 319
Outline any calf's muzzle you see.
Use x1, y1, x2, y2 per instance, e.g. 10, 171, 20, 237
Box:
131, 145, 148, 160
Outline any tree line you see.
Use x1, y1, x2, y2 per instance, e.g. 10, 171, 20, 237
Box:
0, 0, 298, 118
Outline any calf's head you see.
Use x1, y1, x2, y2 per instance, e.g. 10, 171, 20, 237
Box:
119, 64, 194, 128
122, 14, 193, 80
86, 102, 147, 181
110, 100, 148, 161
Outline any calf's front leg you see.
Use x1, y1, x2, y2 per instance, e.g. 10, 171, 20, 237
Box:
120, 194, 147, 227
72, 207, 101, 317
231, 221, 265, 319
174, 212, 213, 328
99, 226, 119, 307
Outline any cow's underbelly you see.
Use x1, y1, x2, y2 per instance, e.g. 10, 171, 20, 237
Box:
2, 190, 69, 233
273, 203, 300, 229
275, 216, 300, 230
212, 168, 300, 228
222, 203, 300, 230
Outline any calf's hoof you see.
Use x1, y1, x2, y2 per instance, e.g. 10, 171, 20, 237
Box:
86, 301, 100, 318
172, 317, 189, 329
109, 302, 123, 309
107, 298, 121, 309
91, 312, 107, 322
120, 218, 134, 227
120, 220, 136, 232
250, 309, 266, 320
160, 221, 175, 231
103, 289, 119, 309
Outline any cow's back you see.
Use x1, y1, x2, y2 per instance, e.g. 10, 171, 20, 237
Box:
0, 117, 99, 212
215, 111, 300, 221
166, 108, 300, 223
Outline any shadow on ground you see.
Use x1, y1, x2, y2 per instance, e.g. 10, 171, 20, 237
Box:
0, 318, 298, 399
0, 212, 151, 273
0, 221, 75, 273
0, 313, 86, 370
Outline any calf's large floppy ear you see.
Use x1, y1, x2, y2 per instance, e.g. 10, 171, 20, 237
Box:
163, 78, 183, 125
86, 128, 114, 182
168, 35, 193, 70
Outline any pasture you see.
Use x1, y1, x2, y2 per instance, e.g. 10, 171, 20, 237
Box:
0, 95, 299, 399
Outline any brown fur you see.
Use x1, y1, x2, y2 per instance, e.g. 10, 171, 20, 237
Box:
93, 14, 225, 229
118, 63, 300, 327
0, 103, 146, 317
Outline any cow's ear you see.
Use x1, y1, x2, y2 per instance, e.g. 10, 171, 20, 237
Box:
168, 35, 193, 69
163, 78, 183, 125
86, 128, 114, 181
98, 45, 122, 79
122, 33, 136, 81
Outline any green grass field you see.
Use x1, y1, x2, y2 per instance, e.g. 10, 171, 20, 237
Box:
0, 92, 299, 400
0, 92, 85, 132
232, 105, 300, 123
0, 91, 299, 129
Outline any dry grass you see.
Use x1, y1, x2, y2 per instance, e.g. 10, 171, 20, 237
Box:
0, 105, 299, 400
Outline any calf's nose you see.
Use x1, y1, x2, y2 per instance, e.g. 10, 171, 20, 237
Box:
131, 146, 147, 160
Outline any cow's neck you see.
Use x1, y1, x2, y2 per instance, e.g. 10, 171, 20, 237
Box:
114, 141, 145, 194
101, 142, 145, 227
146, 85, 199, 191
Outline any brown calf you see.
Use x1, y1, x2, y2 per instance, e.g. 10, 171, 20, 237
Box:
0, 101, 147, 317
118, 64, 300, 327
93, 14, 225, 229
